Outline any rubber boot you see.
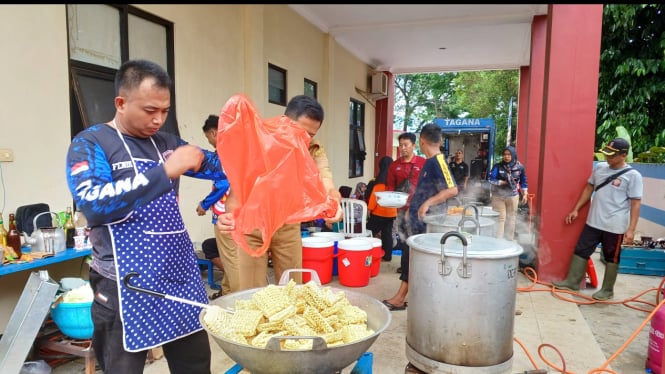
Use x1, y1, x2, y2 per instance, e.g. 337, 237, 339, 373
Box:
592, 263, 618, 300
552, 255, 587, 291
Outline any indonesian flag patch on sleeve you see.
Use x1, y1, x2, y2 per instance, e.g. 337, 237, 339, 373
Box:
71, 161, 90, 176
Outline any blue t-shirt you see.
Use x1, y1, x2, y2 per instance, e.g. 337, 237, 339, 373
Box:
408, 155, 457, 235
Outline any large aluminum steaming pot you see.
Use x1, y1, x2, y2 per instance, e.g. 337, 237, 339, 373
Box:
423, 213, 496, 237
406, 232, 523, 374
201, 282, 391, 374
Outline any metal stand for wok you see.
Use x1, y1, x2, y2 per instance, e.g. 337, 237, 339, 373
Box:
223, 351, 374, 374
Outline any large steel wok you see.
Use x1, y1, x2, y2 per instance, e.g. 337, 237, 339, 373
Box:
201, 271, 392, 374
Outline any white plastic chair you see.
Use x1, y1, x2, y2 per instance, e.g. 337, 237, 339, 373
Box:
340, 198, 372, 238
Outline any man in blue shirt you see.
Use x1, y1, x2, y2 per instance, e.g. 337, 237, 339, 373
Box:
196, 114, 236, 296
382, 123, 458, 310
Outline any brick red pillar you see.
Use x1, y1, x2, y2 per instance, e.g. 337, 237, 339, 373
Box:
536, 5, 603, 282
372, 72, 395, 171
517, 15, 547, 222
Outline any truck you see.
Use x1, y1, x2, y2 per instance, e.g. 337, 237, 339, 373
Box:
433, 117, 496, 204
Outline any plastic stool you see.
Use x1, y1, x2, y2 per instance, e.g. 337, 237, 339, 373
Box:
197, 258, 221, 290
351, 352, 373, 373
224, 352, 373, 374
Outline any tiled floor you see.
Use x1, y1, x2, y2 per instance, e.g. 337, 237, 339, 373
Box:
48, 248, 663, 373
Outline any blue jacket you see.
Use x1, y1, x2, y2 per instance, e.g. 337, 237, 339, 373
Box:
488, 146, 528, 198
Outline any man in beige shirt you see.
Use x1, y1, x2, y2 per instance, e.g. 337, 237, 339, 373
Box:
218, 95, 342, 290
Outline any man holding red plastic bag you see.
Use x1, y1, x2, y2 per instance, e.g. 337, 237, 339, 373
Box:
216, 94, 342, 290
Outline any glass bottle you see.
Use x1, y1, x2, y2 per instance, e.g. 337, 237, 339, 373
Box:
0, 212, 7, 246
64, 206, 76, 249
7, 213, 22, 258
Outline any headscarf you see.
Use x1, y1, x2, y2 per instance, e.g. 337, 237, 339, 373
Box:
502, 146, 518, 168
354, 182, 367, 197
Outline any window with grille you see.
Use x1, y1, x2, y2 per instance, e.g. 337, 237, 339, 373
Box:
67, 4, 178, 137
348, 99, 366, 178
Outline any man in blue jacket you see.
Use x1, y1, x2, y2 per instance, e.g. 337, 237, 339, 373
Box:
65, 59, 227, 373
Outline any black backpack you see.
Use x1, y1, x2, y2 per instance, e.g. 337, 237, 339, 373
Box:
15, 203, 52, 234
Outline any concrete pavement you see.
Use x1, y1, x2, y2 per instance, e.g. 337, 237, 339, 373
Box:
52, 249, 663, 373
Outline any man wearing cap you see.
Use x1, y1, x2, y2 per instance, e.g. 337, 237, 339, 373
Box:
553, 137, 643, 300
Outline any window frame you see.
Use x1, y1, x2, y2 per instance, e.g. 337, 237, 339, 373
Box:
70, 63, 117, 131
67, 5, 178, 138
348, 99, 366, 178
268, 63, 287, 106
304, 78, 317, 99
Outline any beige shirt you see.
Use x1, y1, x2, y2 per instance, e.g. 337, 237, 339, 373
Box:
310, 139, 339, 201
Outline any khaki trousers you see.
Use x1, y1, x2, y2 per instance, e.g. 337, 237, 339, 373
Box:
236, 223, 302, 291
216, 228, 239, 295
492, 195, 519, 241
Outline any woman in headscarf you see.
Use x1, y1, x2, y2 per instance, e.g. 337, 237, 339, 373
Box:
352, 182, 367, 200
488, 146, 528, 241
366, 156, 398, 261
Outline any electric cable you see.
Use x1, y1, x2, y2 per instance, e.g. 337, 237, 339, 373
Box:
0, 162, 6, 214
514, 266, 665, 374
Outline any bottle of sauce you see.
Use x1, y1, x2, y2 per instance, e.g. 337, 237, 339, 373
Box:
0, 212, 7, 246
64, 206, 76, 249
7, 213, 22, 258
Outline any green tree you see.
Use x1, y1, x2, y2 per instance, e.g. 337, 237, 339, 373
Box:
393, 73, 460, 132
393, 70, 518, 159
597, 4, 665, 154
453, 70, 519, 157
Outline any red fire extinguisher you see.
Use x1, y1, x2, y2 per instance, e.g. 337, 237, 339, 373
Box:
586, 258, 598, 288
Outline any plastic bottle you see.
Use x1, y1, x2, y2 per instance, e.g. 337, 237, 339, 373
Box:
7, 213, 22, 258
64, 206, 75, 249
0, 212, 7, 246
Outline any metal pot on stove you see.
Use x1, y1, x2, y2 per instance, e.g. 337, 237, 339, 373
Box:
423, 207, 497, 237
405, 231, 523, 373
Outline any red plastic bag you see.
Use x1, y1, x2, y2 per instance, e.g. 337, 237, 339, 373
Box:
217, 94, 337, 257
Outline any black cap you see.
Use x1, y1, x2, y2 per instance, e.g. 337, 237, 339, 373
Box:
600, 138, 630, 156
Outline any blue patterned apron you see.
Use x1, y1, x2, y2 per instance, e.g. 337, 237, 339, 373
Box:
111, 129, 208, 352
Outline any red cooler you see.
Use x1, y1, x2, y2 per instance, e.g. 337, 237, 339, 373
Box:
337, 238, 373, 287
312, 232, 346, 276
365, 237, 383, 277
301, 237, 334, 284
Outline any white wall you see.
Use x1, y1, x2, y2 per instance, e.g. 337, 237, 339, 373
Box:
0, 4, 376, 333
